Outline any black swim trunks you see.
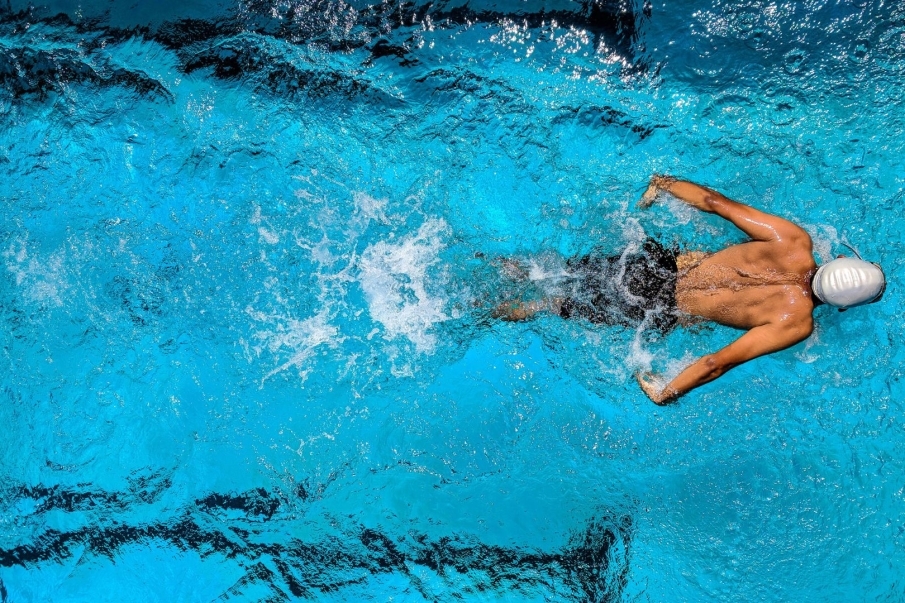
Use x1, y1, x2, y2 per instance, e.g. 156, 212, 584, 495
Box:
558, 238, 679, 332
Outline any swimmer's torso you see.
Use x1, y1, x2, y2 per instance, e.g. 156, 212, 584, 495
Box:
676, 240, 817, 329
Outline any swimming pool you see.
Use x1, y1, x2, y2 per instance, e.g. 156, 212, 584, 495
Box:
0, 0, 903, 600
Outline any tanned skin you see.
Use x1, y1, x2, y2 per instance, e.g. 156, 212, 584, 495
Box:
493, 176, 819, 404
636, 176, 817, 404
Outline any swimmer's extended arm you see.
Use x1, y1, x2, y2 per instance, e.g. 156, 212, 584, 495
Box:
640, 176, 808, 244
636, 319, 812, 404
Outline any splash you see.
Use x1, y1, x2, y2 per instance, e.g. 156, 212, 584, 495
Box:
804, 223, 839, 264
358, 219, 449, 353
247, 309, 342, 384
2, 240, 69, 309
352, 190, 389, 225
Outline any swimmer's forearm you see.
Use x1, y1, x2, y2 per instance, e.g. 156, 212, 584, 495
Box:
650, 176, 800, 243
647, 354, 730, 405
647, 325, 801, 404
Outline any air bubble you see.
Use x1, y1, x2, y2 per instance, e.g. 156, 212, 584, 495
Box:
850, 39, 870, 61
783, 49, 806, 75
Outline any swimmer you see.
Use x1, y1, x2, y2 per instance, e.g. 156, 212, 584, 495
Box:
495, 175, 886, 405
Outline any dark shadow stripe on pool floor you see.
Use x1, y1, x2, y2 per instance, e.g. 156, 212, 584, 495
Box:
0, 481, 632, 601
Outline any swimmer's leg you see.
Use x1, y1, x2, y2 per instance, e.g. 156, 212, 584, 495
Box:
493, 297, 564, 321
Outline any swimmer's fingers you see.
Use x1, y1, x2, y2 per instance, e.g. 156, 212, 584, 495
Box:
634, 371, 657, 396
639, 183, 660, 208
639, 174, 677, 208
635, 371, 669, 405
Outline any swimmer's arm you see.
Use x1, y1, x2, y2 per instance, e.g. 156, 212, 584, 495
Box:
636, 320, 812, 404
641, 176, 808, 244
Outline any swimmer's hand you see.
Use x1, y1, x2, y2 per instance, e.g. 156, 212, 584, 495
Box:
638, 174, 676, 208
635, 371, 677, 405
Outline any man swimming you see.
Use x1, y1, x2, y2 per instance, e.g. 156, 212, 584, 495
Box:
495, 175, 886, 405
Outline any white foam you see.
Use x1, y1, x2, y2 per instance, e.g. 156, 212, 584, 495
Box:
620, 216, 647, 247
308, 234, 336, 266
258, 227, 279, 245
626, 328, 656, 372
803, 223, 838, 264
795, 321, 823, 364
526, 254, 570, 283
647, 193, 721, 237
3, 241, 69, 308
662, 351, 698, 382
663, 195, 698, 225
353, 191, 389, 224
248, 309, 342, 384
358, 219, 450, 353
250, 205, 281, 244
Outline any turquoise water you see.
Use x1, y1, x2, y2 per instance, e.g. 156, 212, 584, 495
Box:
1, 0, 903, 600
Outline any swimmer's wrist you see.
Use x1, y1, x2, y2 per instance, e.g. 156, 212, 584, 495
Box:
655, 386, 680, 405
652, 175, 677, 193
636, 371, 679, 404
640, 175, 676, 208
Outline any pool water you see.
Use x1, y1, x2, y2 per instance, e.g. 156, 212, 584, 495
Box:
1, 0, 903, 600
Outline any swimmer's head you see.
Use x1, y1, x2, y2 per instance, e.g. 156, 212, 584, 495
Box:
812, 256, 886, 309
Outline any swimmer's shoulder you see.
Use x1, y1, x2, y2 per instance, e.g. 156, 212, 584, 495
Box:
769, 285, 815, 334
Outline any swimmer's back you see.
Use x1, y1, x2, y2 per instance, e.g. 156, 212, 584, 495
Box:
676, 236, 816, 330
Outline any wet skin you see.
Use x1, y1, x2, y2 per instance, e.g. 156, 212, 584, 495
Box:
637, 177, 817, 404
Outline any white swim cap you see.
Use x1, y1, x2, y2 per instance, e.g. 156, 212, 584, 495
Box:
812, 257, 886, 308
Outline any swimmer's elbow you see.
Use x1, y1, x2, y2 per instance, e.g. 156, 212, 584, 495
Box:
793, 318, 814, 340
778, 317, 813, 345
700, 192, 736, 216
701, 193, 720, 210
701, 354, 736, 380
791, 230, 813, 248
